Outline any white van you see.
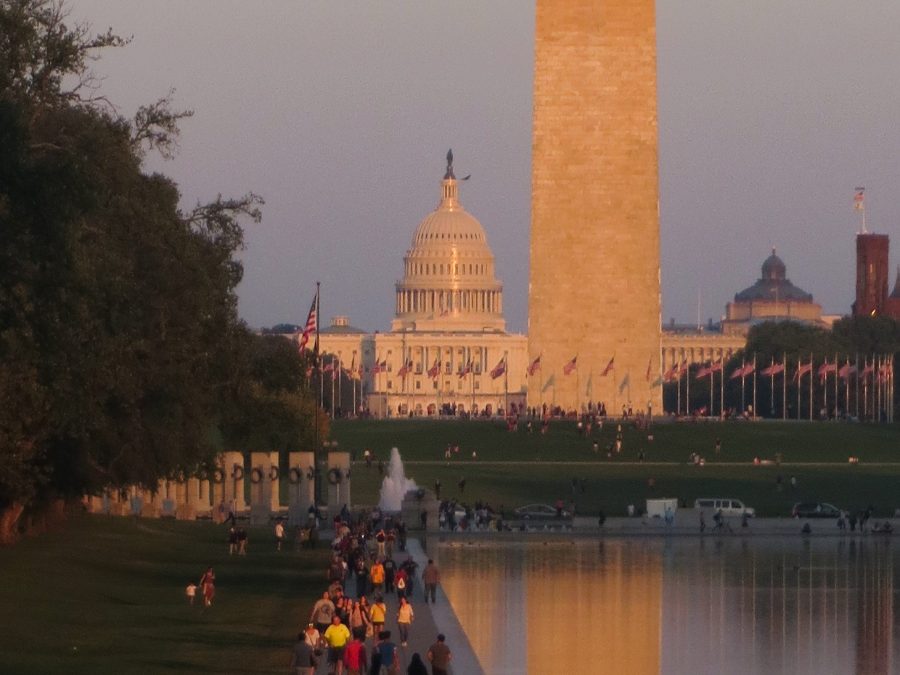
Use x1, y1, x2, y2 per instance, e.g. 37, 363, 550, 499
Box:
694, 498, 755, 518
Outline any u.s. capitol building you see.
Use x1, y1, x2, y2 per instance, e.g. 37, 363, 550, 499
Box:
312, 154, 528, 417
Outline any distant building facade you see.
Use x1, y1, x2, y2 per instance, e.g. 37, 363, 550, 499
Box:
314, 155, 528, 417
720, 249, 825, 335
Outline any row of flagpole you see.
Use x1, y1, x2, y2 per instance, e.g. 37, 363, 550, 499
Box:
662, 353, 894, 421
296, 284, 514, 416
297, 286, 894, 422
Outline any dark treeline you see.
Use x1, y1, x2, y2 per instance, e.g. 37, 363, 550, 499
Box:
0, 0, 322, 542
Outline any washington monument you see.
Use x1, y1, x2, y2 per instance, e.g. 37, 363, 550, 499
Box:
528, 0, 662, 413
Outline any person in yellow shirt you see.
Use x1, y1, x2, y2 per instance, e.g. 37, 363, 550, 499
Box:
323, 615, 351, 675
368, 594, 387, 636
370, 559, 385, 594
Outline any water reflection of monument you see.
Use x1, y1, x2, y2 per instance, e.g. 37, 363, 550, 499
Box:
438, 539, 895, 675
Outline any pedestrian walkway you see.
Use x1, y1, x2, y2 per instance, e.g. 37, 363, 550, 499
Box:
400, 539, 484, 675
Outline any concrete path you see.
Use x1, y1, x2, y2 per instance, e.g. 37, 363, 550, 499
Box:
312, 538, 482, 675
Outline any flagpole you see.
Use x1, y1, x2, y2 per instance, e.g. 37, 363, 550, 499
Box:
809, 353, 813, 421
312, 281, 322, 506
854, 353, 859, 419
709, 361, 713, 417
676, 364, 681, 416
330, 356, 335, 419
576, 364, 580, 413
766, 356, 774, 418
503, 351, 509, 416
796, 356, 801, 421
720, 358, 724, 418
781, 352, 786, 420
752, 354, 757, 418
740, 360, 746, 415
834, 352, 838, 417
686, 361, 690, 416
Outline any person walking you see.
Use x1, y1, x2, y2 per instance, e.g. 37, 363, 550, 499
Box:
199, 567, 216, 607
370, 559, 385, 594
290, 631, 318, 675
396, 596, 414, 647
311, 591, 336, 635
376, 630, 398, 675
426, 634, 452, 675
421, 559, 440, 604
343, 633, 368, 675
324, 615, 352, 675
275, 519, 285, 551
369, 594, 387, 637
406, 653, 428, 675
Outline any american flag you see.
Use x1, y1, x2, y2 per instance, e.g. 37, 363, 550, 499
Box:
854, 187, 865, 211
817, 360, 837, 379
526, 355, 541, 376
489, 357, 507, 380
427, 358, 441, 379
601, 356, 614, 376
760, 362, 784, 377
838, 362, 857, 379
563, 356, 577, 376
298, 289, 319, 352
398, 359, 412, 378
458, 359, 473, 379
793, 362, 812, 382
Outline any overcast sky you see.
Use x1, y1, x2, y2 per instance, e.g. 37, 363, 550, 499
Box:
70, 1, 900, 333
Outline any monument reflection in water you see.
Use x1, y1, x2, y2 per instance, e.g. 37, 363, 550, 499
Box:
438, 538, 897, 675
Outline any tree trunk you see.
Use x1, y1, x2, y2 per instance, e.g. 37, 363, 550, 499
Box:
0, 503, 25, 546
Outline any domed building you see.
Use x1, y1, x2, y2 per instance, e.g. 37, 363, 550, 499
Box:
317, 152, 527, 417
721, 249, 825, 335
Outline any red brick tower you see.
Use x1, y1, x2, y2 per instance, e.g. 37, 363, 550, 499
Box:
853, 233, 890, 317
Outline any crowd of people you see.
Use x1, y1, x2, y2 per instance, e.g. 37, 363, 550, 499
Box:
290, 512, 452, 675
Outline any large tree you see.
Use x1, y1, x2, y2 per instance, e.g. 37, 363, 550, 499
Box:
0, 0, 318, 541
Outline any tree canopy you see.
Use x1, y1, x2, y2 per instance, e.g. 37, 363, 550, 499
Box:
0, 0, 321, 537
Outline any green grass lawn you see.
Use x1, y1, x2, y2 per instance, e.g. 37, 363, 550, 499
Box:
0, 516, 329, 674
332, 417, 900, 463
333, 418, 900, 517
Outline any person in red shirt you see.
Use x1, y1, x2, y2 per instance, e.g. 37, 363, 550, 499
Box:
342, 634, 367, 675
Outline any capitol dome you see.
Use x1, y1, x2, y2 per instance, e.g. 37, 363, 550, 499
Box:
392, 151, 505, 332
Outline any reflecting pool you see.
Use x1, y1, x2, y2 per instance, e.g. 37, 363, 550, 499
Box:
437, 537, 899, 674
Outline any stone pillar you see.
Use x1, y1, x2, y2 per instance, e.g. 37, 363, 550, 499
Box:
87, 494, 105, 514
222, 451, 246, 515
175, 478, 196, 521
159, 480, 176, 517
141, 487, 159, 518
269, 452, 281, 514
249, 451, 277, 526
288, 451, 315, 526
199, 478, 211, 518
326, 451, 351, 518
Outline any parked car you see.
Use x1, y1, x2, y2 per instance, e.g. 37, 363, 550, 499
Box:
792, 502, 841, 518
694, 498, 755, 518
514, 503, 571, 519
